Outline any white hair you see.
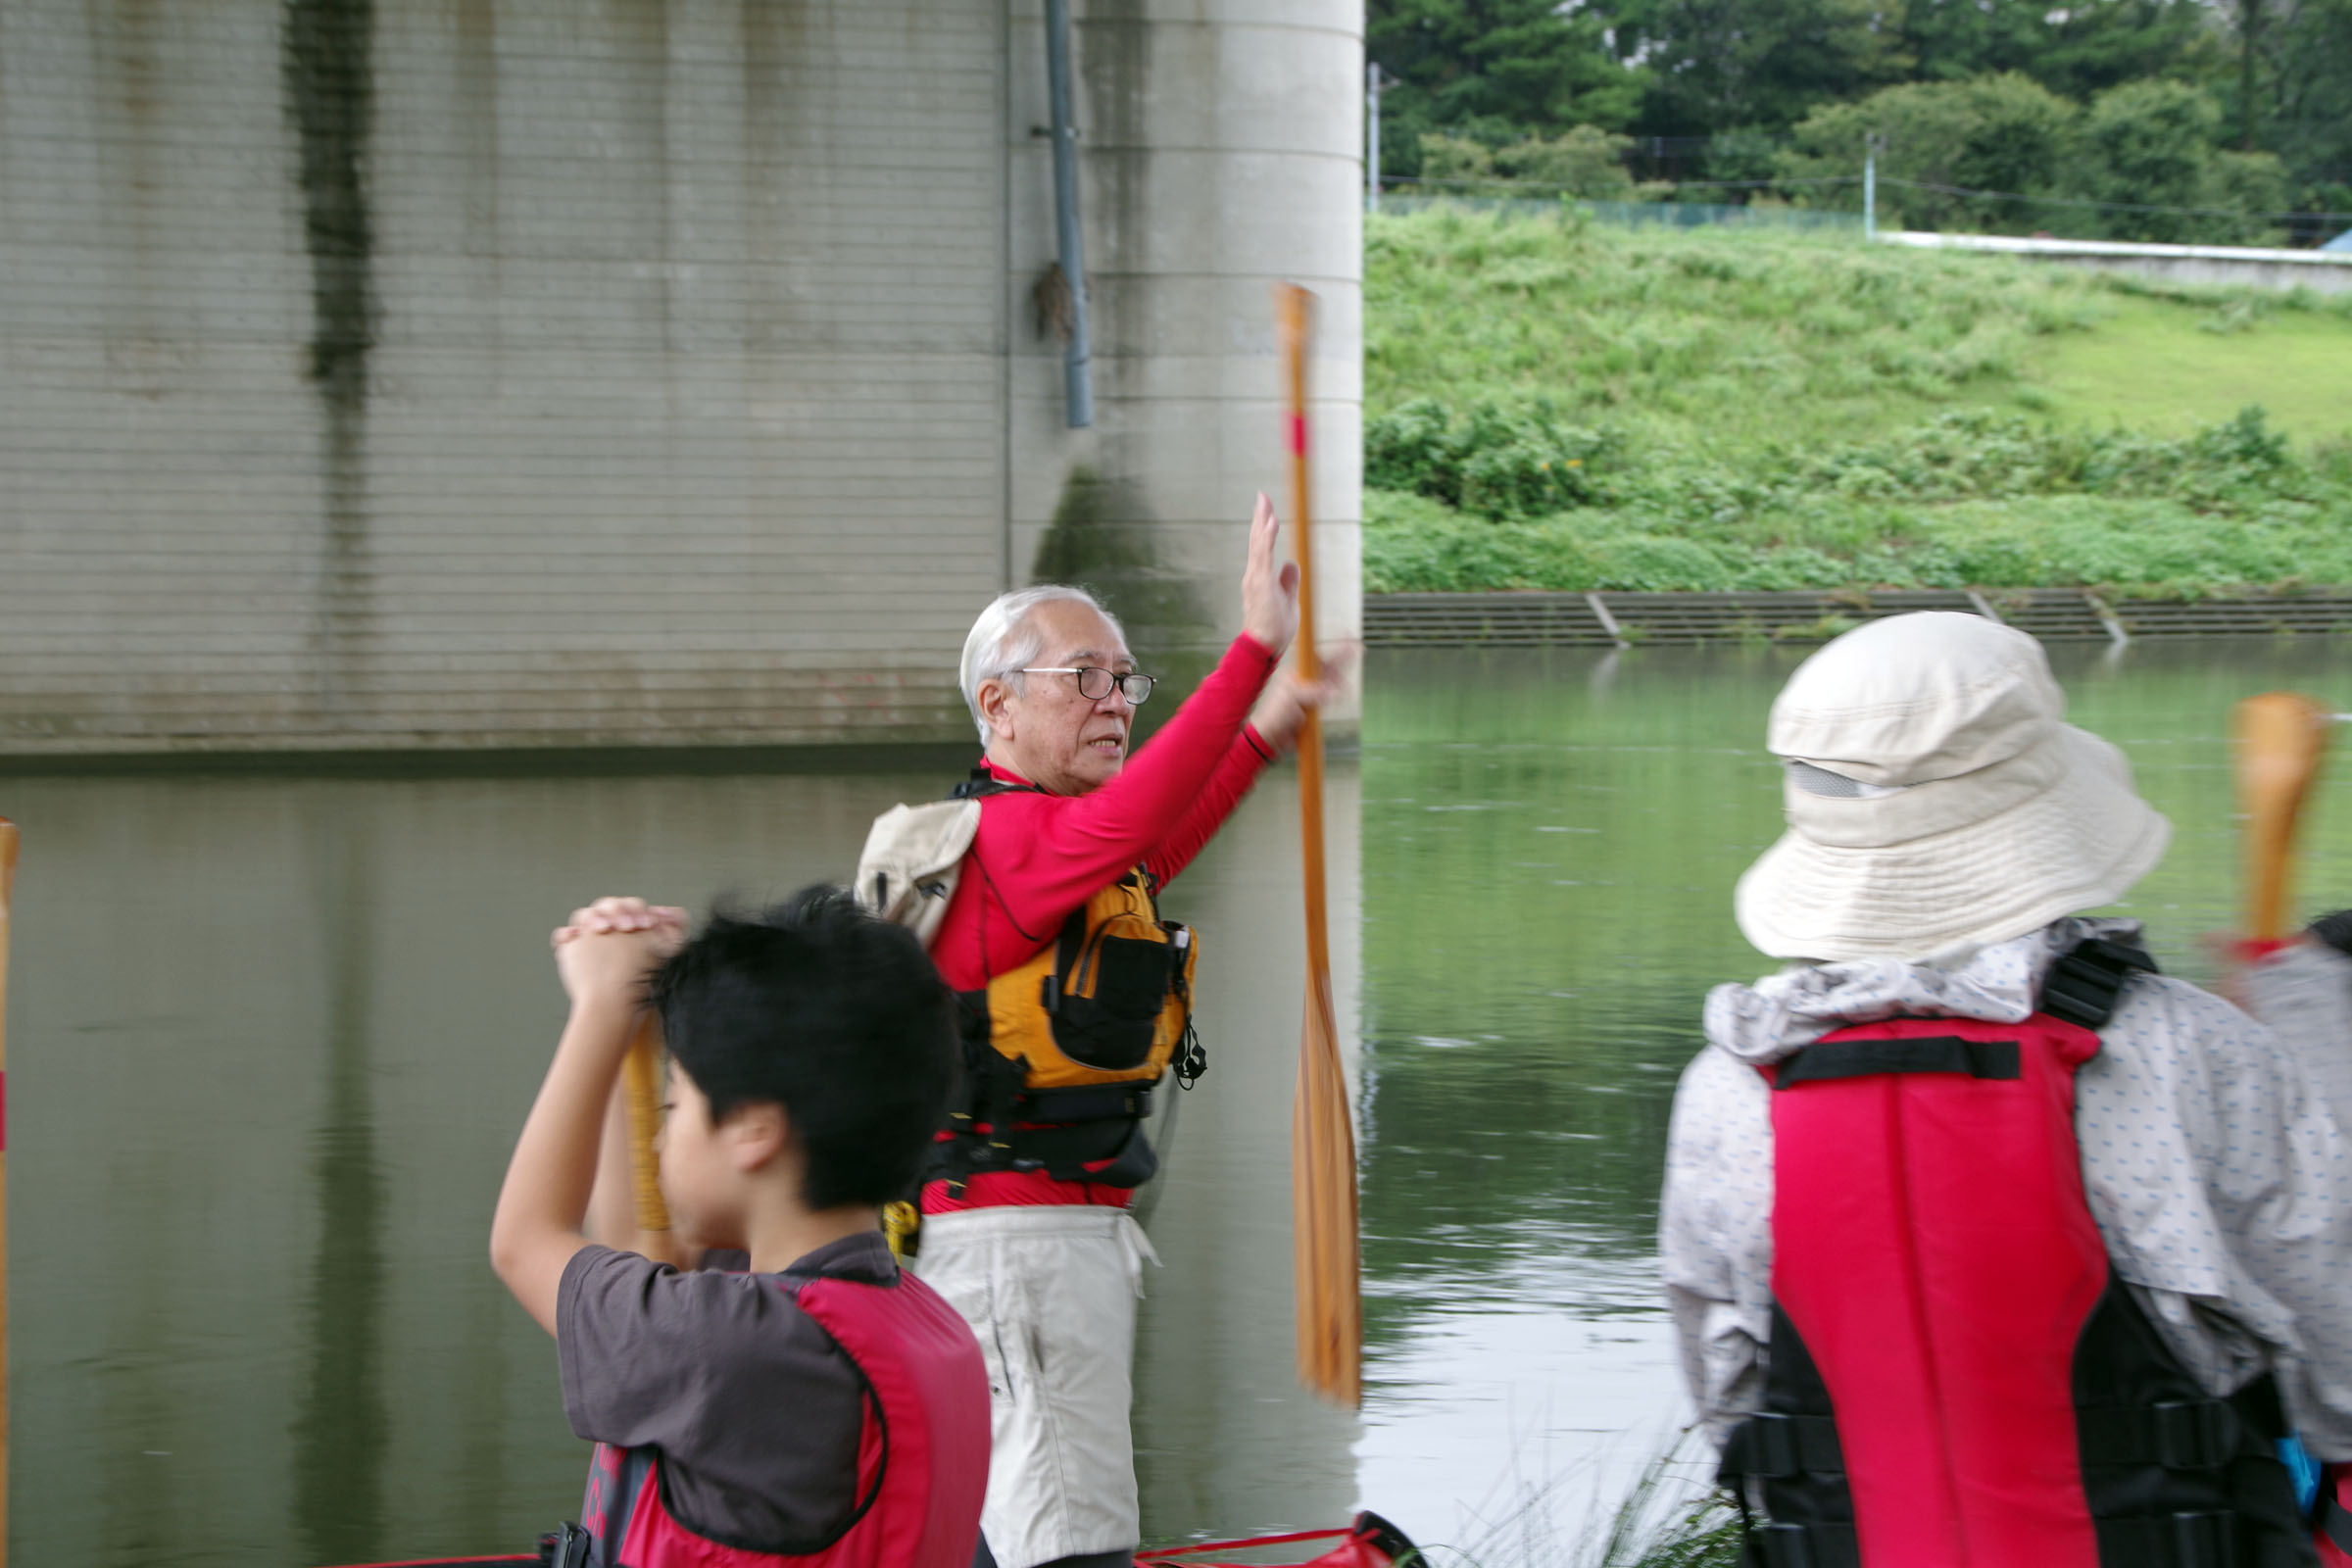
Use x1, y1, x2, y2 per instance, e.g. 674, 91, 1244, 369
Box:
959, 584, 1127, 744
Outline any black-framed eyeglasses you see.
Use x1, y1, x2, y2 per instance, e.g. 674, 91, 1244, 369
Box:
1016, 666, 1158, 705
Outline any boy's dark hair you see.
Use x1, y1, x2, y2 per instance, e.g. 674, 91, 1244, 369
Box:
2308, 909, 2352, 960
649, 886, 955, 1210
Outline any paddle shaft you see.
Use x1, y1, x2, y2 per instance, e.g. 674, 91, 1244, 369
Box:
623, 1012, 672, 1236
1284, 292, 1330, 987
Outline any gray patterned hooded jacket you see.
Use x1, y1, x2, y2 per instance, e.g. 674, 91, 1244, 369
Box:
1660, 916, 2352, 1460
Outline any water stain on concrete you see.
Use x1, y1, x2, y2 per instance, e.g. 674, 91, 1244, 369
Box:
282, 0, 379, 718
1033, 466, 1214, 722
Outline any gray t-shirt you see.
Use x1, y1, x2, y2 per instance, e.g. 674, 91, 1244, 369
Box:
557, 1232, 891, 1549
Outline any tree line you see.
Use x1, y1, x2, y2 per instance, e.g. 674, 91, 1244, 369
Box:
1372, 0, 2352, 241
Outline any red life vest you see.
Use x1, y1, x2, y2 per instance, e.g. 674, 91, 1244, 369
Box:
580, 1269, 988, 1568
1720, 940, 2315, 1568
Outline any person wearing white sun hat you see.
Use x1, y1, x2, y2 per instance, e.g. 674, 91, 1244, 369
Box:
1659, 612, 2352, 1568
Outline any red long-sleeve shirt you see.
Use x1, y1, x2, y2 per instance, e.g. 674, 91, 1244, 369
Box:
924, 632, 1282, 1212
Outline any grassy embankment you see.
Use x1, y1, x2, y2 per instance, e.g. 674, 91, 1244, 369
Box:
1364, 208, 2352, 597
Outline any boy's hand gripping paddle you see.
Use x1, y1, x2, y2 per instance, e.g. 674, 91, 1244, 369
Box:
1277, 283, 1362, 1408
2234, 692, 2330, 950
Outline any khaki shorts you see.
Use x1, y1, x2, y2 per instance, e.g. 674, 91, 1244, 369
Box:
911, 1205, 1158, 1568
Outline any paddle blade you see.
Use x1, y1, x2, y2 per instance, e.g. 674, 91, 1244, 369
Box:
623, 1013, 672, 1234
1292, 962, 1361, 1407
2235, 692, 2331, 943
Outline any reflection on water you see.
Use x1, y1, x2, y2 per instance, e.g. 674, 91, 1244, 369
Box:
292, 816, 388, 1566
11, 640, 2351, 1565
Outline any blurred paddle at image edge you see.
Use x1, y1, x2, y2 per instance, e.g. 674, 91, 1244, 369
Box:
2235, 691, 2331, 952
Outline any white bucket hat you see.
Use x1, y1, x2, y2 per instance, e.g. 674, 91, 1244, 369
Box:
1735, 612, 2171, 961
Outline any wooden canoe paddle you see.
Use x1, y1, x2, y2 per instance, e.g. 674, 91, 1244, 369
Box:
623, 1014, 672, 1240
1277, 283, 1361, 1408
2234, 692, 2331, 947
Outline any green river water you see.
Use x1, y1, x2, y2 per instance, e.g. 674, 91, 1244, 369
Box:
9, 641, 2349, 1567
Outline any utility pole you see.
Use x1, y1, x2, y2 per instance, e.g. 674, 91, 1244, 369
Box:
1365, 63, 1398, 213
1864, 132, 1883, 241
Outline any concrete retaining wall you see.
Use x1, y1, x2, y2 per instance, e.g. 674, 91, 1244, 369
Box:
1366, 589, 2352, 647
1888, 231, 2352, 295
0, 1, 1362, 757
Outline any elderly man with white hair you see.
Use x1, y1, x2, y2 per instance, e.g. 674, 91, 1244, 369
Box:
906, 495, 1339, 1568
1662, 612, 2352, 1568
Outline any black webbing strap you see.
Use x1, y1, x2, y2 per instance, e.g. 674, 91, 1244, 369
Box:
2097, 1512, 2243, 1568
2077, 1400, 2241, 1470
1749, 1522, 1859, 1568
1020, 1082, 1154, 1123
951, 767, 1047, 801
2320, 1480, 2352, 1554
1719, 1413, 1846, 1481
1749, 1512, 2239, 1568
2040, 936, 2159, 1031
1774, 1037, 2019, 1090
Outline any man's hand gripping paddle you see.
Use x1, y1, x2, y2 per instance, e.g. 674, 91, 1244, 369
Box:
2234, 692, 2331, 954
1277, 283, 1362, 1408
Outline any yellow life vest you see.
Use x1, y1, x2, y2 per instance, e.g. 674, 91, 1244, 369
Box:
938, 868, 1203, 1193
973, 869, 1199, 1091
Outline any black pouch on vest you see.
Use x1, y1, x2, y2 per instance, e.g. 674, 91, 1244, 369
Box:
1045, 924, 1178, 1071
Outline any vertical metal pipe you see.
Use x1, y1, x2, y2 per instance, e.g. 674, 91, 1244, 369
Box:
1045, 0, 1093, 428
1365, 62, 1380, 214
1863, 135, 1878, 241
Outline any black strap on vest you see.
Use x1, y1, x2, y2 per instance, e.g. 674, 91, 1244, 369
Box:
2077, 1399, 2244, 1471
2319, 1480, 2352, 1555
1769, 936, 2157, 1093
1774, 1037, 2020, 1089
2096, 1512, 2249, 1568
2039, 936, 2159, 1030
1720, 1412, 1846, 1480
952, 766, 1046, 801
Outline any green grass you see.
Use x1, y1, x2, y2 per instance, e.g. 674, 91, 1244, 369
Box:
2034, 293, 2352, 443
1364, 208, 2352, 594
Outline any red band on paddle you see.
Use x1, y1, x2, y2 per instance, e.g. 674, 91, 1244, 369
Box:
2234, 937, 2294, 962
1289, 413, 1308, 456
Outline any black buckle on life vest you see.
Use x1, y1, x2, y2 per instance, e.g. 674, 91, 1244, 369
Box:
2081, 1398, 2239, 1470
2319, 1476, 2352, 1553
1751, 1522, 1858, 1568
2040, 936, 2158, 1030
538, 1523, 593, 1568
1022, 1082, 1154, 1123
2154, 1400, 2237, 1470
1719, 1412, 1846, 1482
2101, 1511, 2242, 1568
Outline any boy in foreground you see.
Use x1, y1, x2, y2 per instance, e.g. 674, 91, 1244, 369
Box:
490, 888, 989, 1568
